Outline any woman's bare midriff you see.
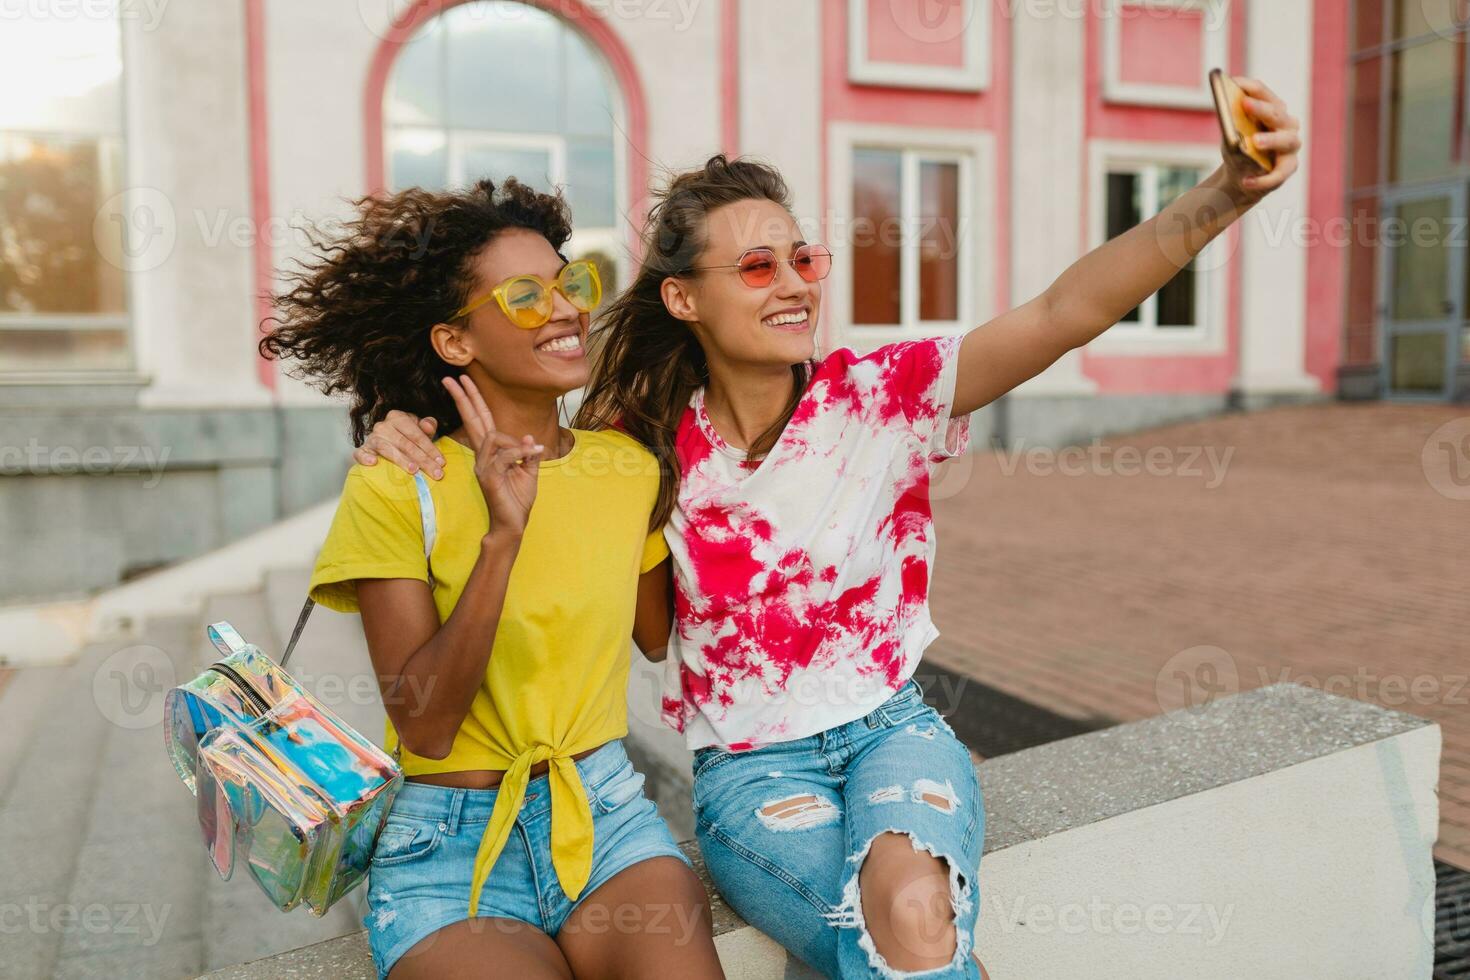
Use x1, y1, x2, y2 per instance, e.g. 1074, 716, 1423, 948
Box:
405, 742, 605, 789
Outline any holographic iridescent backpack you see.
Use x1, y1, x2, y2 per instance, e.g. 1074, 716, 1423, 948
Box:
163, 473, 437, 914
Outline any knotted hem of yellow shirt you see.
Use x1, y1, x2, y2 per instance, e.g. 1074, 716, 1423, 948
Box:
467, 743, 594, 916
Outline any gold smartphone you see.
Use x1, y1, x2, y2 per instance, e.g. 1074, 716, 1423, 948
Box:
1209, 68, 1274, 174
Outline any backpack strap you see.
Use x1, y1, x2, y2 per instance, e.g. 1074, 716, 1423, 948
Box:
281, 470, 438, 669
207, 622, 249, 656
413, 470, 437, 589
279, 598, 315, 670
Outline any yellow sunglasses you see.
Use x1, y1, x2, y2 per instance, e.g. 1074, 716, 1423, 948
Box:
453, 258, 603, 329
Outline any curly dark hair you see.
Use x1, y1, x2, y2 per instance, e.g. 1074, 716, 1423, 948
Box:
260, 178, 574, 444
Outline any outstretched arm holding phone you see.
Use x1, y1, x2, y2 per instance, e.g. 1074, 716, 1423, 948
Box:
947, 74, 1301, 418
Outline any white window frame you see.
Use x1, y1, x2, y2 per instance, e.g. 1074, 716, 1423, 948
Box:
848, 0, 990, 92
1103, 0, 1229, 110
446, 131, 566, 189
1086, 139, 1229, 355
827, 123, 996, 349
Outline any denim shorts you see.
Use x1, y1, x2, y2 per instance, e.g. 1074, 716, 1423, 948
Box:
363, 738, 690, 979
692, 678, 985, 979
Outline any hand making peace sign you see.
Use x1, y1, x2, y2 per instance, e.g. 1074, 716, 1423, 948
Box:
441, 375, 545, 539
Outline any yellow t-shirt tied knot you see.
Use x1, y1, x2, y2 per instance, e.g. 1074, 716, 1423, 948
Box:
467, 742, 595, 915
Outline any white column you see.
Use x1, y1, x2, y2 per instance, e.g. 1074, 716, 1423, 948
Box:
1234, 0, 1320, 396
738, 0, 823, 226
1008, 0, 1096, 395
125, 2, 271, 408
268, 0, 379, 408
597, 0, 720, 176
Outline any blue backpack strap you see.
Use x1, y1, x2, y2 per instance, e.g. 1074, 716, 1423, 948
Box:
414, 471, 437, 589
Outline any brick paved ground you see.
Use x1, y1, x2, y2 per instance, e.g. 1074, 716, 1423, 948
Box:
927, 402, 1470, 870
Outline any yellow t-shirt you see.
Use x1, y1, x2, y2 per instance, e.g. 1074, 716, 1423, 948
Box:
308, 427, 668, 914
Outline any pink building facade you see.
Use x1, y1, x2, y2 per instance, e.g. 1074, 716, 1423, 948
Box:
1, 0, 1465, 597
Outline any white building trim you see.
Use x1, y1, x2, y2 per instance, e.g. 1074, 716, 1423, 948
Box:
847, 0, 990, 92
1010, 1, 1096, 395
1234, 0, 1319, 395
1103, 0, 1230, 111
741, 0, 823, 223
129, 1, 271, 408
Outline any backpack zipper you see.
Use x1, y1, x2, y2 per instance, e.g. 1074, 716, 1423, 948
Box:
208, 662, 272, 717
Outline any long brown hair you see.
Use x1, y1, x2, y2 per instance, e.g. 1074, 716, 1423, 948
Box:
574, 154, 814, 527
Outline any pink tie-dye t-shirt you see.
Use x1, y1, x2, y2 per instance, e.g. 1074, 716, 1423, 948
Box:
659, 336, 971, 751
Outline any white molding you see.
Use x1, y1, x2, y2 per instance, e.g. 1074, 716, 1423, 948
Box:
1235, 0, 1319, 395
825, 122, 996, 353
138, 383, 274, 409
1102, 0, 1229, 110
1010, 0, 1095, 395
121, 1, 264, 407
740, 0, 823, 222
0, 315, 131, 332
847, 0, 990, 92
1085, 138, 1231, 357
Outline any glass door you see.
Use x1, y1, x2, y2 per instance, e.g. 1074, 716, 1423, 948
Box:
1379, 183, 1465, 399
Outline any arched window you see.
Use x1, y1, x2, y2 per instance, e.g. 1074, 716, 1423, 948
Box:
385, 1, 625, 290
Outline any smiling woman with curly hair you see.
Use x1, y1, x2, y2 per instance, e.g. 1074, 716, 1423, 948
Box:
263, 178, 575, 444
261, 178, 724, 980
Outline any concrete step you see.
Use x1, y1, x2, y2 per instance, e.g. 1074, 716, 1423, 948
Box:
0, 615, 203, 979
51, 615, 207, 980
0, 662, 68, 811
261, 566, 311, 648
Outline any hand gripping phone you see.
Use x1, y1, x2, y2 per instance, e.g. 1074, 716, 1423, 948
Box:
1210, 68, 1274, 174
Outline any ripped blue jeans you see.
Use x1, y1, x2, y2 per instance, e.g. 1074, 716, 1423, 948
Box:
692, 678, 984, 978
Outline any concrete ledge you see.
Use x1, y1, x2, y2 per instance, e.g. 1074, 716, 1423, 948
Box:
200, 684, 1441, 979
0, 501, 336, 667
975, 685, 1439, 978
0, 405, 349, 601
